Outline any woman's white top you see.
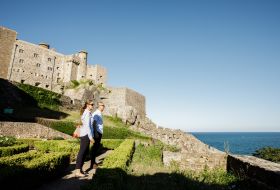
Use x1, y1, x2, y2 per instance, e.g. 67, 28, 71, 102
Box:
79, 109, 93, 140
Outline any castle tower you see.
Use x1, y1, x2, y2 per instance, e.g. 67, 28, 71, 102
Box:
76, 50, 87, 80
0, 27, 17, 79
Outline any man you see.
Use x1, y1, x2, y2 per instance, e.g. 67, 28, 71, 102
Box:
89, 102, 105, 170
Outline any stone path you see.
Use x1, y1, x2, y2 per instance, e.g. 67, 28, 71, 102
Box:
36, 150, 111, 190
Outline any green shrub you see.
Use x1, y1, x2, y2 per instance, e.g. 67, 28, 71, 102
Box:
0, 143, 29, 157
101, 139, 124, 150
0, 150, 41, 167
16, 83, 61, 110
0, 152, 70, 189
17, 138, 41, 149
86, 139, 135, 190
101, 139, 135, 171
0, 136, 16, 147
253, 146, 280, 163
34, 140, 79, 161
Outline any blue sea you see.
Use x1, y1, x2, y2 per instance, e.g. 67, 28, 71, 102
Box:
191, 132, 280, 155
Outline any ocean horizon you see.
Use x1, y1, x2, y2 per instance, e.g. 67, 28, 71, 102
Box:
190, 132, 280, 155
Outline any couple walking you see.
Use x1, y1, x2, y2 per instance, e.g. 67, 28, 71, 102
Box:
75, 100, 105, 177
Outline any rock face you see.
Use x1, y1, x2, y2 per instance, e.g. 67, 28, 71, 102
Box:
130, 117, 227, 171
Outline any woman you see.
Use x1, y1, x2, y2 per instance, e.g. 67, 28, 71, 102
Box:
74, 100, 94, 177
88, 102, 105, 170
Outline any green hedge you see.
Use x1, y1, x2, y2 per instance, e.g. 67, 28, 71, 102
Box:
0, 150, 41, 167
101, 139, 124, 150
0, 143, 29, 157
85, 140, 135, 190
34, 140, 79, 161
0, 136, 17, 147
0, 151, 70, 189
17, 138, 41, 149
16, 83, 61, 110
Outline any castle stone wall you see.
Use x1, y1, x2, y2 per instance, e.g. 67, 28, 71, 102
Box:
125, 88, 146, 116
9, 40, 65, 92
86, 64, 107, 85
0, 27, 17, 79
0, 26, 108, 94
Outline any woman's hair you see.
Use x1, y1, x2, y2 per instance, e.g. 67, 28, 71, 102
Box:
80, 99, 93, 115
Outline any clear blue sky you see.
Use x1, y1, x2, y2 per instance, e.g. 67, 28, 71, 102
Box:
1, 0, 280, 132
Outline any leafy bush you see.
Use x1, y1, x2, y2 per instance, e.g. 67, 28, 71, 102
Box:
0, 150, 41, 167
0, 136, 16, 147
34, 140, 79, 161
0, 143, 29, 157
101, 139, 135, 171
16, 83, 61, 110
101, 139, 124, 150
17, 138, 41, 149
86, 140, 135, 190
253, 146, 280, 163
0, 151, 70, 189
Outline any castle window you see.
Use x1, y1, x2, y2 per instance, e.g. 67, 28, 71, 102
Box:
100, 75, 103, 78
48, 58, 51, 62
46, 76, 48, 79
48, 67, 53, 71
57, 78, 61, 83
19, 59, 24, 63
19, 49, 24, 53
57, 73, 60, 77
36, 63, 41, 67
90, 74, 92, 77
21, 80, 25, 84
45, 85, 49, 88
57, 67, 59, 70
34, 53, 39, 58
35, 82, 40, 87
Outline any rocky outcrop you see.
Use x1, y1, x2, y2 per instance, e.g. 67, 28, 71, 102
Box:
130, 117, 227, 171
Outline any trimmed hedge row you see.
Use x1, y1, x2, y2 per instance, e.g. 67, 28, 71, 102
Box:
0, 151, 70, 189
85, 140, 135, 190
101, 139, 135, 170
34, 140, 79, 161
101, 139, 124, 150
0, 143, 29, 157
0, 150, 41, 167
34, 139, 124, 161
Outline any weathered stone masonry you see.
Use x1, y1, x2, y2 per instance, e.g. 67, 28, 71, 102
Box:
0, 26, 107, 94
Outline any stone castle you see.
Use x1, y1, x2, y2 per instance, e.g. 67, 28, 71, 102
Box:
0, 26, 146, 120
0, 26, 106, 94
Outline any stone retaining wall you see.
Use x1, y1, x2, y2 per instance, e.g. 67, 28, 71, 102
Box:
227, 155, 280, 190
0, 121, 72, 139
